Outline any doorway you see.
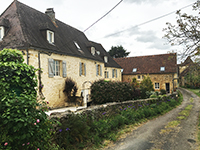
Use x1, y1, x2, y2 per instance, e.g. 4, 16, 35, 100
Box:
165, 83, 170, 93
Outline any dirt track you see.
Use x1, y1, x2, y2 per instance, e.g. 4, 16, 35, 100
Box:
103, 88, 200, 150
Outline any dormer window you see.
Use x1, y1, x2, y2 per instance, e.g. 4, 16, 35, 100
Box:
91, 47, 95, 55
160, 67, 165, 71
47, 30, 54, 44
74, 41, 81, 50
104, 56, 108, 63
0, 26, 5, 41
96, 51, 100, 55
132, 68, 137, 72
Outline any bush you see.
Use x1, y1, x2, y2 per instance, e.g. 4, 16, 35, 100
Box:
0, 49, 55, 150
91, 80, 133, 104
63, 78, 78, 101
140, 76, 154, 99
160, 89, 167, 95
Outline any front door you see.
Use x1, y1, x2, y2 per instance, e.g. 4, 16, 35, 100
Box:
166, 83, 170, 93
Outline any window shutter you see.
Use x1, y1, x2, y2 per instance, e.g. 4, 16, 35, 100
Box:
112, 69, 114, 78
48, 58, 54, 78
62, 60, 67, 78
79, 62, 82, 76
96, 64, 98, 76
100, 65, 102, 76
116, 69, 118, 78
84, 63, 86, 76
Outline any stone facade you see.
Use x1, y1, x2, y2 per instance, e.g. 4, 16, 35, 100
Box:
22, 49, 121, 108
122, 73, 177, 93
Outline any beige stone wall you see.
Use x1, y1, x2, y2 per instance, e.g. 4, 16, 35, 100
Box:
122, 73, 178, 93
21, 49, 121, 108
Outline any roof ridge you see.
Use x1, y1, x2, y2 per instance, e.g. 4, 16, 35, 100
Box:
115, 53, 176, 59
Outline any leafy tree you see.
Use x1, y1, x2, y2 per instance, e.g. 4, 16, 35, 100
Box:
108, 45, 130, 58
140, 76, 154, 99
184, 63, 200, 88
163, 1, 200, 57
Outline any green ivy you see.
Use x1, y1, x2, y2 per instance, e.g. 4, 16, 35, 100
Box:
0, 49, 58, 149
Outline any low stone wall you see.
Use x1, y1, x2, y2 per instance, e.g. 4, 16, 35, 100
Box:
49, 92, 178, 119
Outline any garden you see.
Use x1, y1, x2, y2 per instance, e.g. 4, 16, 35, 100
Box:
0, 49, 183, 150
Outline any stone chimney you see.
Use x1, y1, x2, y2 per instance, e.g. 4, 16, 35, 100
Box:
45, 8, 55, 23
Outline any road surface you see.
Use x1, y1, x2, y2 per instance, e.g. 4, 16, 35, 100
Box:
103, 88, 200, 150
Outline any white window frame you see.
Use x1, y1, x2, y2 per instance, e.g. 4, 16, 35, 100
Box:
104, 56, 108, 63
74, 41, 81, 50
132, 68, 137, 72
155, 83, 160, 89
47, 30, 54, 44
0, 26, 5, 41
91, 47, 95, 55
160, 67, 165, 71
53, 60, 60, 76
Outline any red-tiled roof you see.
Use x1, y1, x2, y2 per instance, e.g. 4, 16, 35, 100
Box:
114, 53, 177, 75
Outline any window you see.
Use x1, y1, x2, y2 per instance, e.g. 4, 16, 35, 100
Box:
112, 69, 118, 78
79, 62, 86, 76
0, 26, 5, 41
48, 58, 67, 78
104, 56, 108, 63
53, 60, 60, 76
47, 30, 54, 44
74, 41, 81, 50
96, 64, 102, 76
91, 47, 95, 55
155, 83, 160, 89
138, 75, 140, 79
104, 71, 109, 78
132, 68, 137, 72
160, 67, 165, 71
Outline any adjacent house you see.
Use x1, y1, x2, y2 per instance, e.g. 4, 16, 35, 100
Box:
0, 0, 121, 108
114, 53, 178, 93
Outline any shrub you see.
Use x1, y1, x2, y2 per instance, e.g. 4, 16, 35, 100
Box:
63, 78, 78, 102
140, 76, 154, 99
160, 89, 167, 95
91, 80, 133, 104
0, 49, 55, 150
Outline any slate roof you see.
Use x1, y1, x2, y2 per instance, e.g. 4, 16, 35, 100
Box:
0, 0, 121, 68
114, 53, 177, 75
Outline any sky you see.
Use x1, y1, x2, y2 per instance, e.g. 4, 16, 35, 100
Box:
0, 0, 197, 62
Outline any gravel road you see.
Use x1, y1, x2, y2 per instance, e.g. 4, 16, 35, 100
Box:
103, 88, 200, 150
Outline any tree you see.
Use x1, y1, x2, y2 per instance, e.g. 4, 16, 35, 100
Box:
140, 76, 154, 99
108, 45, 130, 58
163, 1, 200, 58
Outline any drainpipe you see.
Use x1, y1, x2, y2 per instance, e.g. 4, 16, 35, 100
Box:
38, 51, 42, 94
26, 48, 29, 65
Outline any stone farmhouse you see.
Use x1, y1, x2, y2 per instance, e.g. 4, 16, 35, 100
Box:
0, 0, 122, 108
115, 53, 178, 93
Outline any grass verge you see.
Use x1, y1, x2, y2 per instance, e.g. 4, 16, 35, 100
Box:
186, 88, 200, 149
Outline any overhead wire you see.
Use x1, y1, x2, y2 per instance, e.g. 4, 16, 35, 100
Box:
59, 0, 123, 50
104, 2, 194, 38
83, 0, 123, 32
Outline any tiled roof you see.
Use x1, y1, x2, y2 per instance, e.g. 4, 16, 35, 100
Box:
114, 53, 177, 74
0, 0, 121, 68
